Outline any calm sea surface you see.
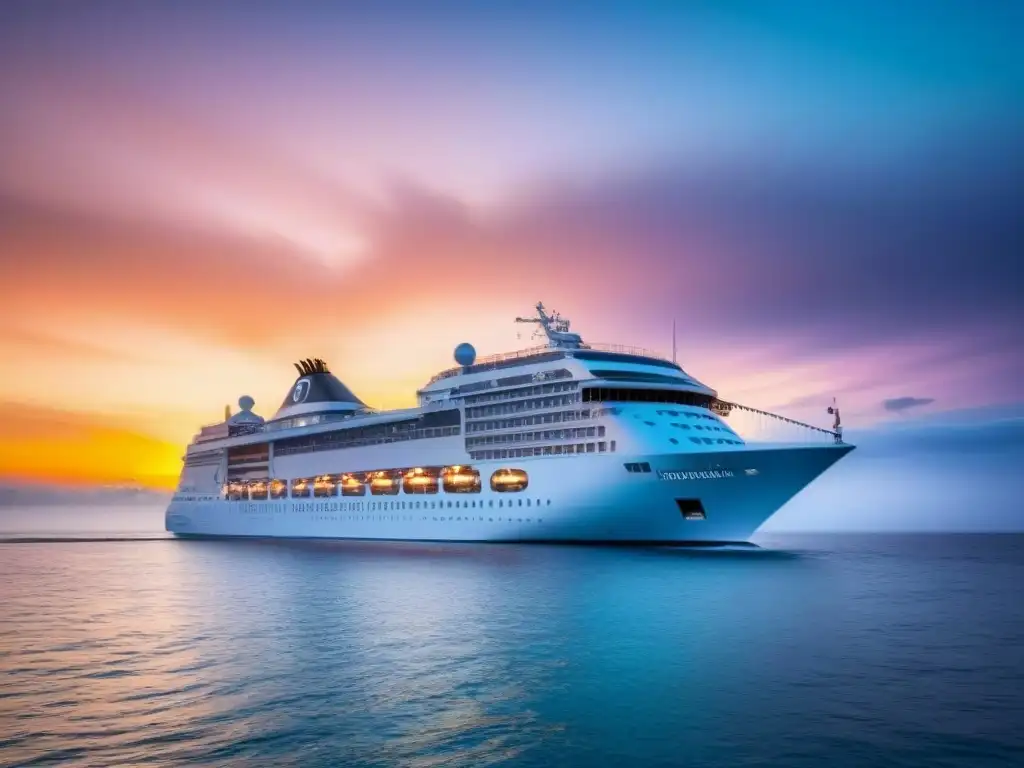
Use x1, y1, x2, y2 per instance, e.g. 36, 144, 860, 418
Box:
1, 506, 1022, 767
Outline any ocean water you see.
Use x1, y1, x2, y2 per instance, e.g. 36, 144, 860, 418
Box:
1, 506, 1023, 767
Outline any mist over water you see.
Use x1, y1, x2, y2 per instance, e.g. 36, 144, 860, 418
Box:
0, 505, 169, 540
767, 448, 1024, 533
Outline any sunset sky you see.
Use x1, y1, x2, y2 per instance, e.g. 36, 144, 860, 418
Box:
1, 1, 1021, 490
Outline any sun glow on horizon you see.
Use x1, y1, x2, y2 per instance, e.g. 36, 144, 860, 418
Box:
0, 2, 1019, 489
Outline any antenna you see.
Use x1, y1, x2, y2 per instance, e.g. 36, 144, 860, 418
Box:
513, 301, 584, 349
827, 397, 843, 443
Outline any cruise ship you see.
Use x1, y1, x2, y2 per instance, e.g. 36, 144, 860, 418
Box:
165, 303, 853, 544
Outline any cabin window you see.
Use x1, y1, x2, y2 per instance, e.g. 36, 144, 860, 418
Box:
624, 462, 652, 473
369, 471, 400, 496
314, 474, 339, 497
403, 467, 440, 494
247, 480, 269, 501
228, 443, 270, 464
226, 481, 246, 501
291, 478, 312, 498
269, 479, 288, 499
491, 468, 528, 492
443, 466, 482, 493
581, 387, 715, 409
340, 474, 366, 496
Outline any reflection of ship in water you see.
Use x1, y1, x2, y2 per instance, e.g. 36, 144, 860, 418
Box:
166, 302, 853, 543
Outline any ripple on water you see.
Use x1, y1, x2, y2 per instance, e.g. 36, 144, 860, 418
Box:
1, 535, 1023, 767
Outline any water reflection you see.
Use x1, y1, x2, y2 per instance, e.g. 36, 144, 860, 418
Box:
4, 535, 1020, 767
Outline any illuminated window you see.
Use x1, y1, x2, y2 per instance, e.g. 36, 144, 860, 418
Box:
291, 478, 312, 498
491, 468, 529, 492
340, 474, 366, 496
369, 470, 400, 496
443, 465, 482, 493
269, 479, 288, 499
403, 467, 440, 494
227, 481, 246, 501
247, 480, 268, 501
314, 474, 339, 497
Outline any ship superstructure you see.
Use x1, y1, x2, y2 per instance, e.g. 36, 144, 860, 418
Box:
166, 303, 852, 543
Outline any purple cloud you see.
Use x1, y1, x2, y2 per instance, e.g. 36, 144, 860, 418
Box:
883, 397, 936, 413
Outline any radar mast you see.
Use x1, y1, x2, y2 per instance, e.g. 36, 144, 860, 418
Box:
514, 302, 585, 349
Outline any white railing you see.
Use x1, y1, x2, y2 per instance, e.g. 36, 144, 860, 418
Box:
425, 342, 674, 385
716, 400, 843, 445
580, 342, 673, 361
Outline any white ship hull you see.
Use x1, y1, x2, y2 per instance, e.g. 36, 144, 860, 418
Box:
167, 304, 854, 545
166, 444, 851, 544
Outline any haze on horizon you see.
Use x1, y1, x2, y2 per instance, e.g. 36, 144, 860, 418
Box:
0, 1, 1021, 531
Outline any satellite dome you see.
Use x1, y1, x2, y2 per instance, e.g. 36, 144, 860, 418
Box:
454, 342, 476, 366
228, 394, 264, 425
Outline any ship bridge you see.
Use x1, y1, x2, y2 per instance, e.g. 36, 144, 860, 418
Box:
416, 302, 716, 402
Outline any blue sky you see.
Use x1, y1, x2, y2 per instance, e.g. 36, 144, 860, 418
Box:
0, 0, 1020, 516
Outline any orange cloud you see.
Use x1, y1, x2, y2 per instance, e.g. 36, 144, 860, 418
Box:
1, 162, 1018, 490
0, 403, 182, 489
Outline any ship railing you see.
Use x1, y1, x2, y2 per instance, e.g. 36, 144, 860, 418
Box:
195, 423, 230, 442
425, 342, 674, 385
195, 421, 266, 442
578, 342, 673, 361
426, 345, 555, 384
715, 400, 844, 445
